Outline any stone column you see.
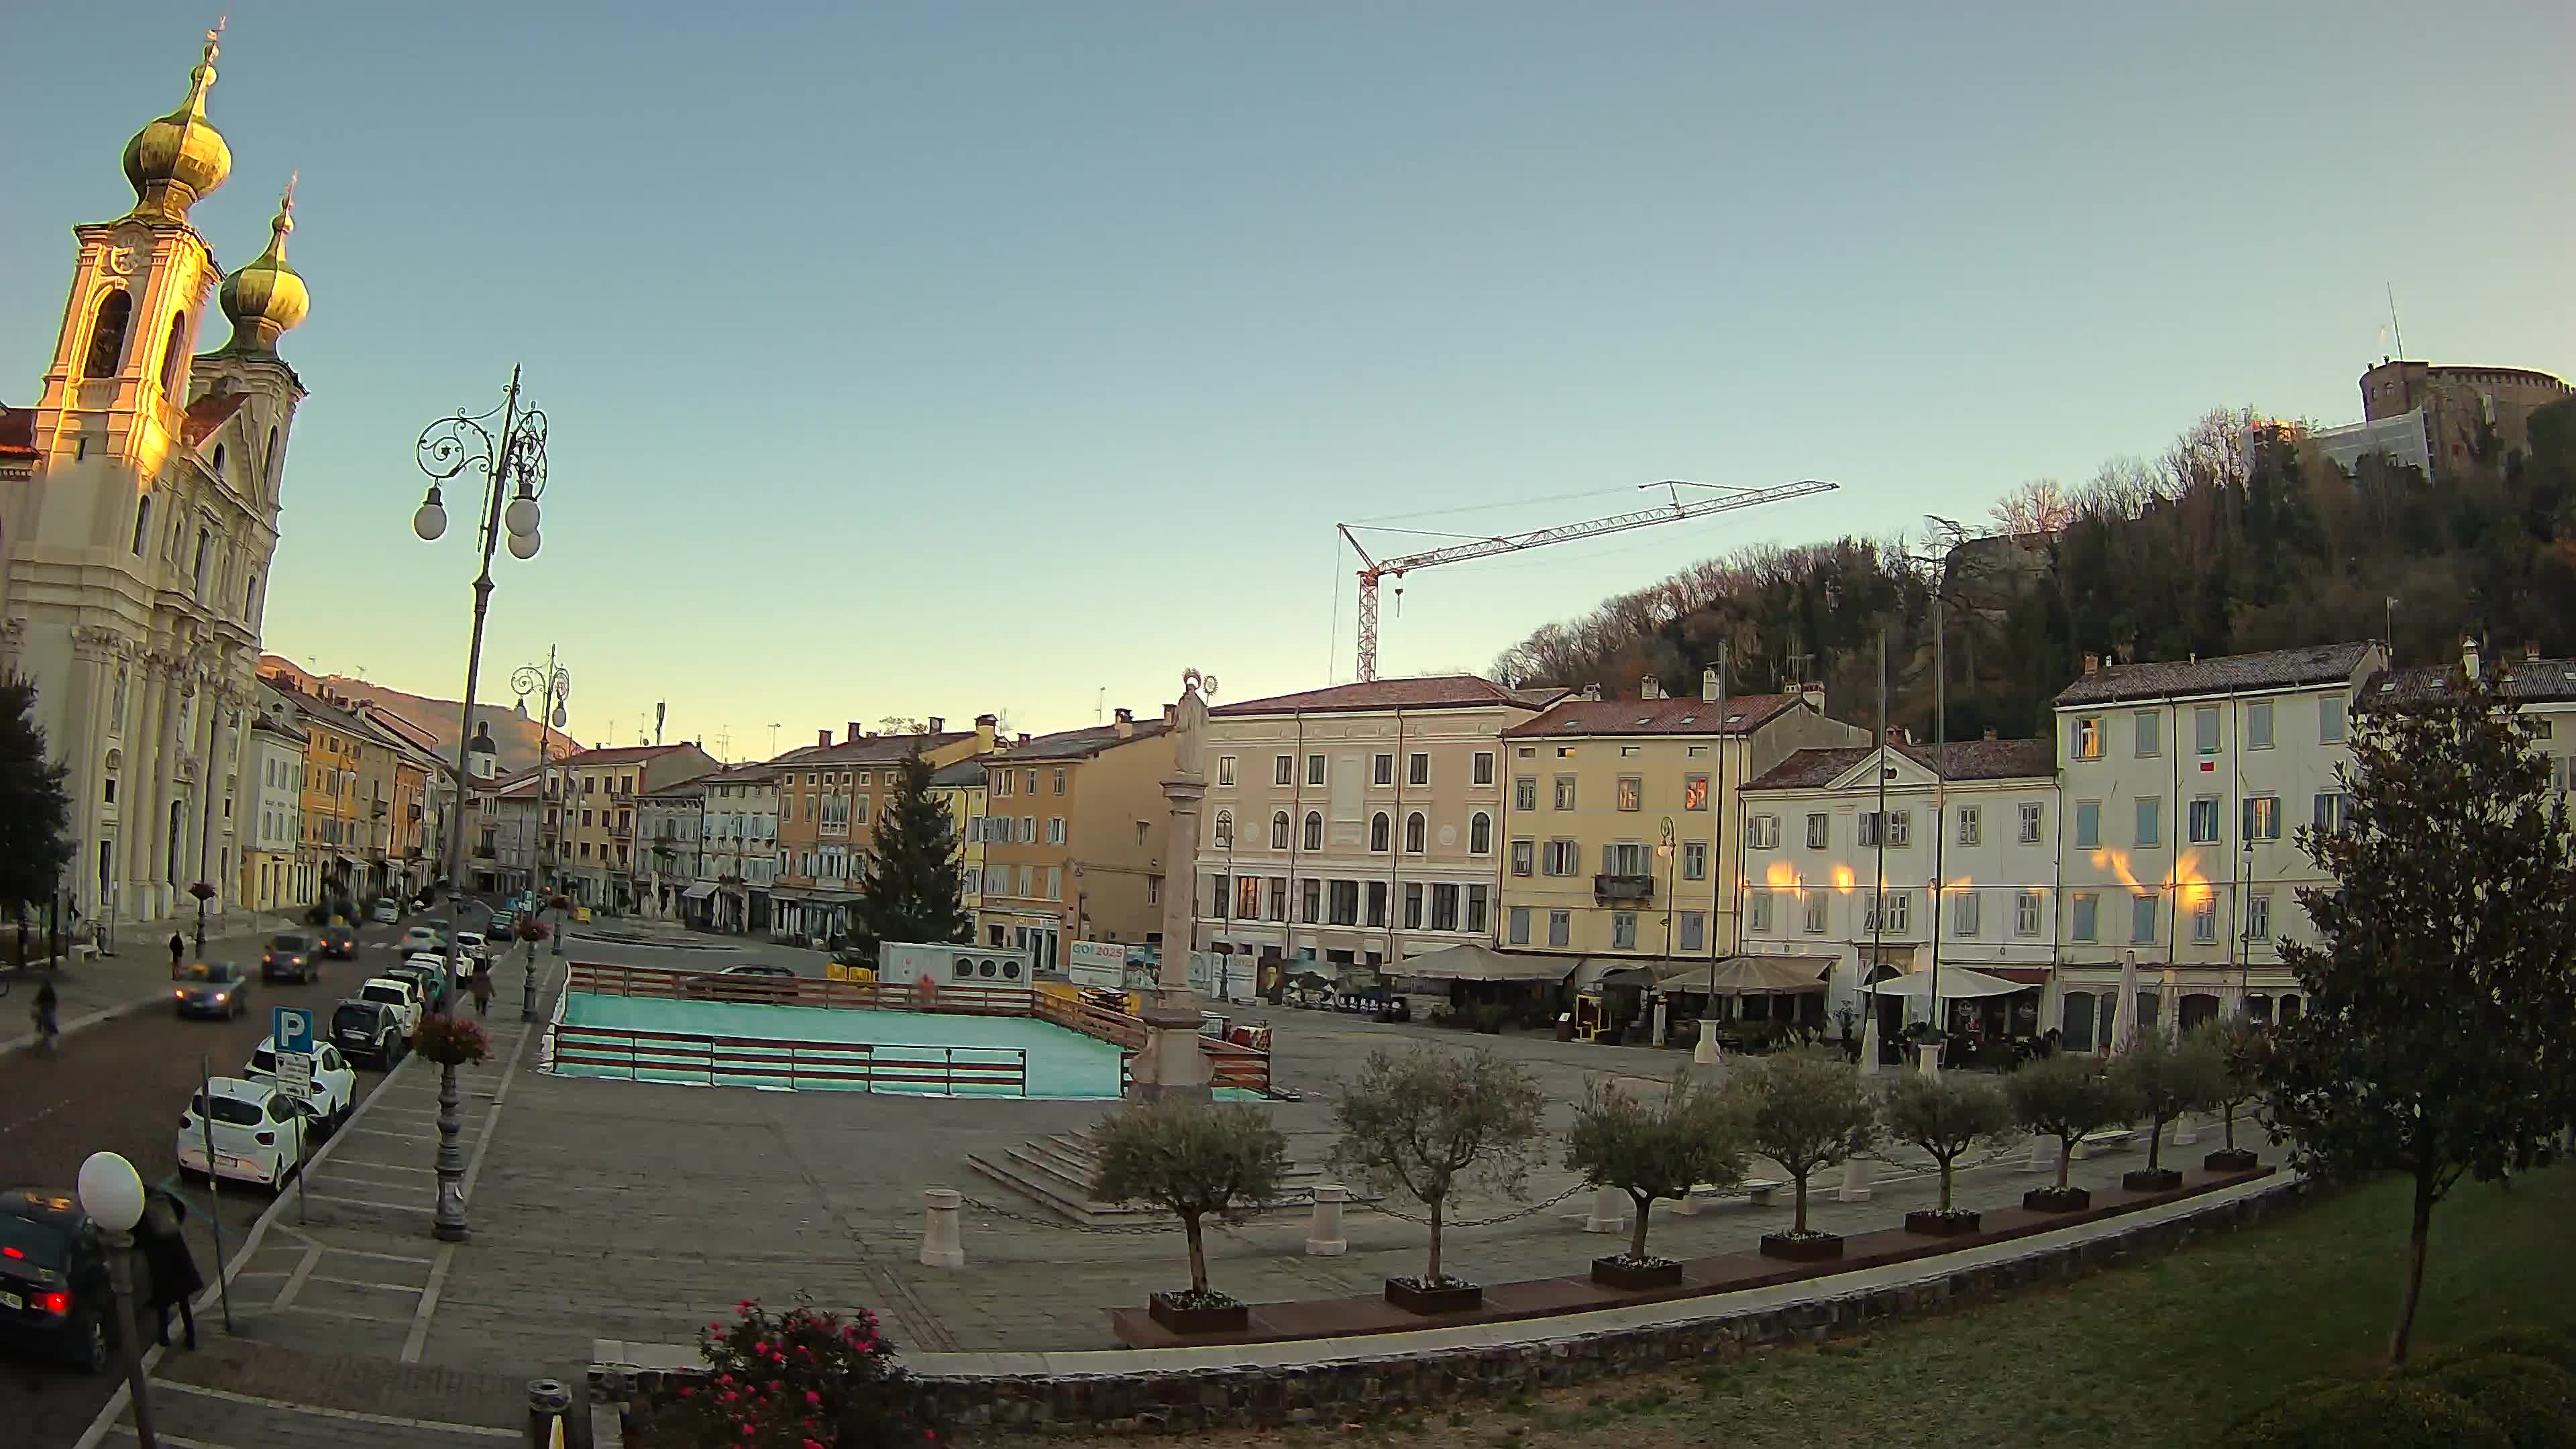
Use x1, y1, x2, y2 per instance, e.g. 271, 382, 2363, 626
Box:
1836, 1157, 1874, 1202
1130, 672, 1214, 1102
918, 1188, 965, 1268
1583, 1185, 1628, 1233
1304, 1185, 1348, 1256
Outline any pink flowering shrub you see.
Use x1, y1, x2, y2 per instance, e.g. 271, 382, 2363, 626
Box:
662, 1299, 931, 1448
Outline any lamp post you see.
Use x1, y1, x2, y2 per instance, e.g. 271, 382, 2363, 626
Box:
77, 1151, 156, 1449
1655, 816, 1677, 1048
412, 367, 549, 1244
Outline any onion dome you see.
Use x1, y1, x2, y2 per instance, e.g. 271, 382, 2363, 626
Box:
122, 28, 232, 224
217, 183, 309, 357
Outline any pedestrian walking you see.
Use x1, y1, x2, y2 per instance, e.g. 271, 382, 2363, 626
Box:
139, 1190, 202, 1350
168, 930, 186, 979
31, 979, 60, 1053
468, 962, 494, 1017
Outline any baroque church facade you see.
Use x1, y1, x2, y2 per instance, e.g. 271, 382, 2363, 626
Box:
0, 28, 311, 926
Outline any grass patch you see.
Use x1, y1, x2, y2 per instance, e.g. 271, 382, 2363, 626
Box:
987, 1167, 2573, 1448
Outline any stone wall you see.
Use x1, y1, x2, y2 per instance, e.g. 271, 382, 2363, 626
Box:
594, 1177, 2307, 1436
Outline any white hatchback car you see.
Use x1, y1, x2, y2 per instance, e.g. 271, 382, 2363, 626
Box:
176, 1077, 319, 1190
454, 930, 488, 963
244, 1038, 358, 1134
399, 926, 441, 955
356, 975, 423, 1034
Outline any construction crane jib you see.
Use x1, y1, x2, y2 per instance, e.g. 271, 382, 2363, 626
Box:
1337, 477, 1840, 682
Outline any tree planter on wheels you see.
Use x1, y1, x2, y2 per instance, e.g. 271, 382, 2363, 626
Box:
1591, 1254, 1684, 1290
1147, 1291, 1249, 1335
1385, 1277, 1483, 1314
1759, 1231, 1845, 1263
1904, 1209, 1982, 1237
2023, 1186, 2091, 1213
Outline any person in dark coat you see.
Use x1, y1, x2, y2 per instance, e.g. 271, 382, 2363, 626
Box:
468, 962, 494, 1017
168, 932, 186, 979
138, 1190, 202, 1349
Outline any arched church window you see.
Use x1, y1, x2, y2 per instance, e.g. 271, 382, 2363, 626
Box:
82, 292, 132, 379
266, 427, 280, 492
211, 443, 226, 480
159, 312, 189, 394
131, 495, 152, 555
194, 527, 212, 594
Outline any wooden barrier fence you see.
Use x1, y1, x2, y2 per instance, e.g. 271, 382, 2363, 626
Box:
551, 1022, 1027, 1095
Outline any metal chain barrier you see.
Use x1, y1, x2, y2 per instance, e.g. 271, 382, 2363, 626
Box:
954, 1191, 1320, 1236
1368, 1180, 1589, 1229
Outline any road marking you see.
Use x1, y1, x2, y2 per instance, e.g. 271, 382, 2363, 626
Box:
401, 1243, 456, 1362
343, 1125, 443, 1142
272, 1245, 321, 1310
154, 1379, 518, 1437
317, 1158, 437, 1178
105, 1430, 239, 1449
457, 1023, 533, 1206
316, 1243, 436, 1265
0, 1097, 70, 1135
276, 1301, 408, 1324
294, 1190, 422, 1214
310, 1273, 429, 1294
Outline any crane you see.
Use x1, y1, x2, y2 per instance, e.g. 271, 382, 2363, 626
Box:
1337, 477, 1841, 682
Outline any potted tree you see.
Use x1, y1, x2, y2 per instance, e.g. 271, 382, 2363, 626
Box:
2202, 1018, 2269, 1173
1089, 1100, 1289, 1334
2006, 1051, 2140, 1212
2110, 1026, 2226, 1192
1882, 1071, 2017, 1236
1725, 1049, 1882, 1261
1331, 1044, 1545, 1314
1565, 1065, 1748, 1289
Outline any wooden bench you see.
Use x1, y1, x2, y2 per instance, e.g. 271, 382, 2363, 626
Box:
1674, 1177, 1787, 1214
2070, 1128, 2143, 1161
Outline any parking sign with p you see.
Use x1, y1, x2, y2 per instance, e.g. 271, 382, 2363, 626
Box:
274, 1005, 315, 1056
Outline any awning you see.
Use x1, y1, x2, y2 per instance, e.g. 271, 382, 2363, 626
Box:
1685, 955, 1833, 995
1393, 943, 1574, 983
680, 882, 718, 901
1866, 965, 2031, 1000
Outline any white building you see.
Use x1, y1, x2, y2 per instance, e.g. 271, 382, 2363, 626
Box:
696, 763, 777, 934
637, 775, 710, 918
2049, 641, 2385, 1047
240, 706, 305, 914
1, 34, 308, 927
1738, 737, 2061, 1047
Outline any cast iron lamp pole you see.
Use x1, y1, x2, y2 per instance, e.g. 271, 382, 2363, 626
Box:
412, 367, 549, 1243
511, 653, 570, 1020
78, 1152, 156, 1449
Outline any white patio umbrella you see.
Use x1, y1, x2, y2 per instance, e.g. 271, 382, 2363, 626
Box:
1862, 965, 2028, 1000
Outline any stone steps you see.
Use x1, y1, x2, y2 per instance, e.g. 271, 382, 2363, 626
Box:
965, 1131, 1362, 1226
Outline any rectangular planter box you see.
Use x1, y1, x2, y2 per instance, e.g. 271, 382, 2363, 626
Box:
1383, 1278, 1483, 1316
2203, 1148, 2260, 1173
1147, 1292, 1248, 1336
1903, 1210, 1982, 1237
1589, 1256, 1684, 1291
2123, 1168, 2184, 1193
2023, 1186, 2092, 1213
1758, 1232, 1844, 1263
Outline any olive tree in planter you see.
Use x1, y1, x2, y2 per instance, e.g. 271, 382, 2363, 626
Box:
2110, 1025, 2226, 1191
1880, 1071, 2017, 1236
1089, 1099, 1289, 1334
2200, 1019, 2269, 1173
1331, 1044, 1545, 1314
2006, 1051, 2139, 1212
1724, 1048, 1881, 1261
1564, 1065, 1748, 1289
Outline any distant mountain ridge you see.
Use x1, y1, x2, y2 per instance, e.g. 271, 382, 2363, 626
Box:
257, 655, 577, 775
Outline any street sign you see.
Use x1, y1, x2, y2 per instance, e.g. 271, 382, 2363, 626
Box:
276, 1051, 315, 1096
273, 1005, 315, 1056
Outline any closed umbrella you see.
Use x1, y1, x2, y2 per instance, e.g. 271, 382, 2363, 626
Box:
2112, 949, 2141, 1055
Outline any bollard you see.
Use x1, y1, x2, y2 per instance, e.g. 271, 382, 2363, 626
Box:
525, 1379, 572, 1448
1305, 1184, 1348, 1256
919, 1187, 965, 1269
1582, 1184, 1627, 1234
1835, 1157, 1873, 1203
2171, 1112, 2199, 1147
2029, 1134, 2054, 1173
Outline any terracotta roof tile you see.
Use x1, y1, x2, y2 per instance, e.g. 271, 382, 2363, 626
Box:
1503, 693, 1804, 739
1744, 738, 2057, 792
2053, 643, 2377, 706
1212, 676, 1564, 717
992, 721, 1169, 761
563, 743, 695, 767
180, 392, 250, 451
2370, 659, 2576, 705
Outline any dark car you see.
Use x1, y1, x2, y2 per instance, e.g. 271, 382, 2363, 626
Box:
384, 963, 449, 1014
174, 961, 252, 1019
260, 932, 317, 984
682, 962, 802, 1004
330, 998, 407, 1071
319, 925, 359, 960
0, 1187, 118, 1372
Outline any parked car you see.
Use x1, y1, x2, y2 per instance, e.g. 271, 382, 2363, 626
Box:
173, 961, 253, 1019
453, 930, 489, 965
319, 924, 360, 960
404, 948, 465, 992
386, 962, 449, 1015
176, 1077, 319, 1191
0, 1187, 119, 1373
356, 977, 423, 1034
398, 926, 441, 955
260, 932, 318, 984
683, 962, 802, 1004
329, 998, 409, 1071
244, 1038, 357, 1134
372, 898, 401, 925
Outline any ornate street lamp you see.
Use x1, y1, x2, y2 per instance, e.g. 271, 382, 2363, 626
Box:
411, 368, 549, 1243
77, 1152, 156, 1448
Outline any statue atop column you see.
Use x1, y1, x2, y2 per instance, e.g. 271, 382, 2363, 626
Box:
1171, 668, 1215, 780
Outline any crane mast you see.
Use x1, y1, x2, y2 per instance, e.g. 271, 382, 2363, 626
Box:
1339, 478, 1840, 682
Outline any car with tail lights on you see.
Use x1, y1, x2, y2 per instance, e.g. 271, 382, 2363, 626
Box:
0, 1187, 119, 1372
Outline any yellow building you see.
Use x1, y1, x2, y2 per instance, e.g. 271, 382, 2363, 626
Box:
558, 743, 719, 913
977, 710, 1171, 969
927, 755, 990, 922
272, 685, 366, 908
769, 720, 991, 945
1495, 676, 1866, 984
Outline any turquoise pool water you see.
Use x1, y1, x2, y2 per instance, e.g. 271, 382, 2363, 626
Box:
555, 991, 1127, 1098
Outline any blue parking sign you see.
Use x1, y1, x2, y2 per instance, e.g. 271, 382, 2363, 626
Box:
273, 1005, 315, 1056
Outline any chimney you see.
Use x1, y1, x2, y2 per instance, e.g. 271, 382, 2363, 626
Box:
928, 716, 945, 733
2462, 635, 2481, 680
1580, 684, 1603, 702
817, 729, 833, 749
1016, 733, 1030, 747
975, 713, 998, 751
1800, 681, 1824, 708
2527, 643, 2542, 664
1113, 707, 1134, 739
2082, 653, 2100, 676
848, 721, 864, 743
1641, 676, 1663, 700
1701, 667, 1720, 702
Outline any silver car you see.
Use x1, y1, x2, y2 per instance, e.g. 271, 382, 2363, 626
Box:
173, 961, 253, 1019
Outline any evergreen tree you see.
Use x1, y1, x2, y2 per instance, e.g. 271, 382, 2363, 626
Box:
2261, 667, 2576, 1366
0, 676, 76, 950
848, 751, 970, 959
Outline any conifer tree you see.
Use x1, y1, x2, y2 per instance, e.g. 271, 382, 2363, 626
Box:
0, 676, 76, 959
849, 751, 970, 959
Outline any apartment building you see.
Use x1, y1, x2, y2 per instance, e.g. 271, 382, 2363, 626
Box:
1737, 736, 2059, 1037
1496, 676, 1867, 988
928, 759, 989, 926
637, 774, 712, 917
274, 686, 367, 908
769, 720, 989, 946
694, 763, 780, 933
241, 709, 307, 913
1189, 676, 1562, 979
468, 769, 544, 896
978, 711, 1171, 970
559, 743, 720, 912
2050, 641, 2384, 1048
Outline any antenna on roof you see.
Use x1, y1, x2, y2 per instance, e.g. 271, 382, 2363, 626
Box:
655, 700, 666, 746
2385, 283, 2405, 360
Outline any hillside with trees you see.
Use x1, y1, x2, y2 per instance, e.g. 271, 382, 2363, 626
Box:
1492, 398, 2576, 740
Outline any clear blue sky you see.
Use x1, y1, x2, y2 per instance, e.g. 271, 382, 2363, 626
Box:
6, 2, 2569, 756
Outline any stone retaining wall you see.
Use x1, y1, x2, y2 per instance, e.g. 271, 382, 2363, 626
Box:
594, 1176, 2308, 1436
